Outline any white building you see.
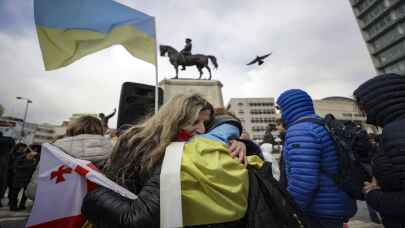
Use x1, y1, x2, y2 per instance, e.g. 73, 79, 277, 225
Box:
314, 96, 378, 133
227, 96, 378, 144
0, 117, 66, 144
314, 97, 365, 122
227, 98, 278, 143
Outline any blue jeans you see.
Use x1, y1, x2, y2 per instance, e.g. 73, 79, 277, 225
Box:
308, 216, 344, 228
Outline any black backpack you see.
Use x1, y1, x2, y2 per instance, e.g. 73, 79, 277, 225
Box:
292, 114, 370, 200
246, 162, 310, 228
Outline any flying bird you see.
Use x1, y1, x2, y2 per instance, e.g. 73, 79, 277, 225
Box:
247, 52, 272, 66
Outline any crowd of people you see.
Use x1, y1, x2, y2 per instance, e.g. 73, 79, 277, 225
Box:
0, 135, 40, 211
1, 73, 405, 228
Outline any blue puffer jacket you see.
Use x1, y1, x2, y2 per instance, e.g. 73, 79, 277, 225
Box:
277, 89, 356, 220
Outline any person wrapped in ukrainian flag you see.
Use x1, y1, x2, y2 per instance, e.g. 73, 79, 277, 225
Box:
82, 94, 266, 228
179, 110, 264, 227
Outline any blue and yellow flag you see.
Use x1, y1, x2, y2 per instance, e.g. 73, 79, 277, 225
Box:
34, 0, 156, 70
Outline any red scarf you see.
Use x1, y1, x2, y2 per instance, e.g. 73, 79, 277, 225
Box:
176, 130, 193, 142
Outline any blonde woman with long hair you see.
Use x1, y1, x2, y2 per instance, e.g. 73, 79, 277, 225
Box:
82, 94, 215, 227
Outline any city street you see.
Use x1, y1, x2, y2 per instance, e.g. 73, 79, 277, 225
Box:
0, 198, 383, 228
0, 196, 31, 228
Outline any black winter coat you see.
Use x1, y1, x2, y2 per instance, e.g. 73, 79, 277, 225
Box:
0, 135, 15, 193
82, 137, 247, 228
82, 165, 161, 228
366, 120, 405, 228
82, 165, 249, 228
354, 74, 405, 227
366, 189, 405, 228
12, 152, 38, 189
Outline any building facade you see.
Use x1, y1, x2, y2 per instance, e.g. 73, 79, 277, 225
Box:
314, 96, 378, 133
350, 0, 405, 75
0, 117, 66, 144
227, 98, 278, 143
314, 97, 366, 122
227, 96, 378, 144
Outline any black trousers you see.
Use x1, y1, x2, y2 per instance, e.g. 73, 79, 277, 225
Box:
9, 187, 27, 209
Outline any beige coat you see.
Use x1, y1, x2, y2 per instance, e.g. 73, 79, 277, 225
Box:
26, 134, 113, 200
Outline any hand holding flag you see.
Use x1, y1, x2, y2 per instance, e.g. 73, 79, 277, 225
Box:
26, 143, 136, 228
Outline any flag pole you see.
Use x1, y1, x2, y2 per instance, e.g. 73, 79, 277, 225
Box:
154, 18, 159, 114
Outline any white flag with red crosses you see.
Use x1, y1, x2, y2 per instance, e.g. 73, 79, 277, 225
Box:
26, 143, 137, 228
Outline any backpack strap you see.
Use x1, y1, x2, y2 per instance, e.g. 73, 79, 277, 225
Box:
160, 142, 186, 228
291, 116, 325, 127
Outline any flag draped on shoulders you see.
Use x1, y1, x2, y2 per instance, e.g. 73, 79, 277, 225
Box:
26, 143, 136, 228
34, 0, 156, 70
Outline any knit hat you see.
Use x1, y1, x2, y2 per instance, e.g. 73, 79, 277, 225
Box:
207, 114, 242, 135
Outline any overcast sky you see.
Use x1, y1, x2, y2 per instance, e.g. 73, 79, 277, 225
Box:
0, 0, 375, 127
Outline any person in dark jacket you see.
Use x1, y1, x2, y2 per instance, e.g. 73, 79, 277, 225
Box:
82, 94, 250, 228
354, 73, 405, 228
276, 89, 357, 228
0, 132, 15, 207
9, 144, 38, 211
7, 143, 28, 210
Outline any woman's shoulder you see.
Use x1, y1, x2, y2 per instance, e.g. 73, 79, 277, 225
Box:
53, 134, 113, 160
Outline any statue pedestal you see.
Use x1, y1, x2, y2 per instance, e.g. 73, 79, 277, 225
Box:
159, 79, 224, 108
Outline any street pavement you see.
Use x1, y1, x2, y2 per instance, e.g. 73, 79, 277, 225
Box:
0, 197, 383, 228
0, 197, 31, 228
348, 201, 383, 228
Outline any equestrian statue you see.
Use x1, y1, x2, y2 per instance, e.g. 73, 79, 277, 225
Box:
160, 38, 218, 80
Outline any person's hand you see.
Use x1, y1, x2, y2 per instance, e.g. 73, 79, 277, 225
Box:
229, 140, 247, 167
26, 151, 38, 160
363, 177, 380, 195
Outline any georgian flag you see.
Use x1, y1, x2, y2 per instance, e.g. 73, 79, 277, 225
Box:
26, 143, 137, 228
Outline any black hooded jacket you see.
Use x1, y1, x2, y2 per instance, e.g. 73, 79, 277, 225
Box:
0, 134, 15, 195
354, 74, 405, 227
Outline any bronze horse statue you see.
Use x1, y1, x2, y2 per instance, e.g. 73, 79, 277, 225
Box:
160, 45, 218, 80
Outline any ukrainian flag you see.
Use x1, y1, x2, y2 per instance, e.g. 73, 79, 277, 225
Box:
34, 0, 156, 70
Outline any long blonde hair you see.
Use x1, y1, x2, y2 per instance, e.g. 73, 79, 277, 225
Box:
110, 94, 211, 184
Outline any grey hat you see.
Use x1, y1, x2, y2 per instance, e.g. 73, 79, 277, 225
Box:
207, 114, 242, 135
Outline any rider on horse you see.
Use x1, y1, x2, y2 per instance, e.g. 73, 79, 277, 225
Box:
180, 38, 192, 70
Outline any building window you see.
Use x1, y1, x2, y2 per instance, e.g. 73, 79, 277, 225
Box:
366, 14, 393, 37
373, 27, 402, 50
357, 0, 377, 13
351, 0, 361, 6
238, 110, 244, 114
384, 60, 405, 74
360, 1, 386, 25
396, 3, 405, 18
250, 109, 275, 115
379, 39, 405, 64
238, 102, 244, 106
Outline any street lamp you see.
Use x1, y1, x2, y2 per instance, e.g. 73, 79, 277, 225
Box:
16, 96, 32, 140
